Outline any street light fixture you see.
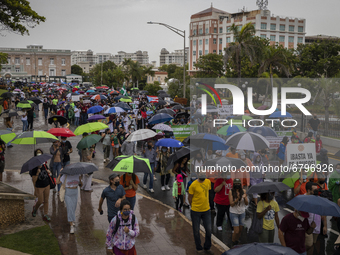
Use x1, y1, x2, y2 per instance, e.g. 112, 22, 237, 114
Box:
147, 21, 186, 97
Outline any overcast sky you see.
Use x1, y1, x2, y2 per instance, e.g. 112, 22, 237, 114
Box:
1, 0, 339, 66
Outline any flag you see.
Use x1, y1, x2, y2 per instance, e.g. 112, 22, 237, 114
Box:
120, 86, 128, 96
147, 96, 158, 103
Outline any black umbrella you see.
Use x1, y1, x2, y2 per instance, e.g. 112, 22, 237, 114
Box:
158, 93, 170, 97
48, 115, 68, 126
158, 108, 175, 115
169, 101, 180, 106
166, 146, 200, 171
222, 242, 299, 255
0, 109, 24, 118
140, 90, 148, 94
21, 154, 53, 174
247, 182, 290, 194
1, 92, 13, 98
61, 162, 98, 175
111, 91, 119, 95
172, 105, 184, 110
157, 90, 166, 94
114, 102, 131, 111
154, 100, 167, 106
28, 97, 42, 104
204, 157, 247, 179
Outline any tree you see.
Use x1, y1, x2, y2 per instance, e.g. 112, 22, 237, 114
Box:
0, 53, 8, 71
194, 53, 225, 78
0, 1, 45, 35
71, 65, 83, 76
144, 82, 162, 96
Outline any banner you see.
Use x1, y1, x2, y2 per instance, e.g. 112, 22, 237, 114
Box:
218, 105, 233, 115
276, 131, 292, 137
171, 124, 198, 141
71, 96, 80, 102
266, 137, 282, 149
286, 143, 316, 170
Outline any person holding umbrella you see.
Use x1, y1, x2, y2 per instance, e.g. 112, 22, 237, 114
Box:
50, 140, 63, 194
27, 104, 34, 131
214, 175, 233, 231
142, 140, 157, 193
157, 146, 171, 191
277, 136, 289, 166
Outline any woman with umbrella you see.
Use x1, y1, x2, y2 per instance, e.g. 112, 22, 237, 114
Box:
80, 141, 95, 192
30, 149, 52, 222
157, 146, 171, 191
50, 140, 63, 194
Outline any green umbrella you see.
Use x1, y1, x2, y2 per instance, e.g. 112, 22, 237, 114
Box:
131, 88, 139, 91
17, 100, 35, 109
76, 134, 102, 150
74, 122, 108, 136
120, 98, 132, 103
0, 130, 16, 144
106, 155, 152, 174
11, 131, 58, 144
282, 163, 320, 188
217, 125, 247, 135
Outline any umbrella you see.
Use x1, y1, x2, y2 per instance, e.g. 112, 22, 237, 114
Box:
57, 101, 65, 106
248, 126, 278, 137
87, 90, 95, 93
111, 91, 119, 95
155, 138, 183, 148
125, 129, 157, 142
74, 122, 108, 136
221, 242, 299, 255
61, 162, 98, 175
87, 105, 104, 114
48, 115, 68, 126
287, 195, 340, 217
114, 102, 131, 111
269, 111, 292, 118
31, 90, 38, 92
104, 107, 125, 114
76, 134, 102, 150
154, 100, 167, 106
152, 124, 173, 132
88, 114, 106, 121
47, 128, 75, 137
91, 94, 107, 100
204, 157, 247, 178
217, 125, 247, 136
247, 182, 290, 194
28, 97, 42, 104
165, 146, 201, 171
157, 90, 166, 94
1, 92, 13, 98
148, 113, 174, 125
157, 108, 175, 115
172, 105, 184, 110
131, 88, 139, 91
11, 131, 58, 144
158, 93, 170, 97
20, 154, 53, 174
0, 109, 25, 118
14, 89, 21, 92
226, 132, 269, 151
106, 155, 152, 174
0, 130, 16, 143
120, 98, 132, 103
17, 100, 34, 109
183, 133, 229, 150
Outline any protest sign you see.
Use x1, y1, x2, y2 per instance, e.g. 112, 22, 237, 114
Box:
171, 124, 198, 141
286, 143, 316, 170
218, 105, 233, 115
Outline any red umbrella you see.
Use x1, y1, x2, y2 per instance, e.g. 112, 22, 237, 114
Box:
57, 87, 67, 91
47, 128, 75, 137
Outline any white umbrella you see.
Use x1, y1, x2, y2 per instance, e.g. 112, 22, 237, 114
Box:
125, 129, 157, 142
104, 107, 125, 114
152, 123, 173, 132
226, 132, 269, 151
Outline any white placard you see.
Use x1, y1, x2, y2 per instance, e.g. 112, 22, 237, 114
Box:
286, 143, 316, 169
218, 105, 233, 115
71, 96, 80, 102
266, 137, 282, 149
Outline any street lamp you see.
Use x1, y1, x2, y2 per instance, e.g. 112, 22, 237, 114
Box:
147, 21, 186, 97
242, 81, 248, 113
297, 83, 304, 132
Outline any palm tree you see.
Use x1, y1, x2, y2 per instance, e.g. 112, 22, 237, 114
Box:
113, 66, 127, 89
224, 23, 261, 86
129, 61, 142, 88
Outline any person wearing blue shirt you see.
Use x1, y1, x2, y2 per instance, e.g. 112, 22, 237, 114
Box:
277, 136, 289, 166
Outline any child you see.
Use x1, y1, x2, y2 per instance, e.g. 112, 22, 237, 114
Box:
172, 175, 185, 212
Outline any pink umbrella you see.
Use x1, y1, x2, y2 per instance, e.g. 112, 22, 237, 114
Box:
14, 89, 21, 92
257, 105, 268, 110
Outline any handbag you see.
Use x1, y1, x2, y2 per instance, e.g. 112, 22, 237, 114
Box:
47, 172, 56, 190
59, 175, 67, 202
155, 161, 161, 173
250, 201, 264, 234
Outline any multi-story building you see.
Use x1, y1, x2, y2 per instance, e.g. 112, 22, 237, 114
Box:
96, 53, 112, 64
189, 6, 306, 70
111, 51, 149, 65
0, 45, 71, 82
146, 71, 168, 85
305, 34, 340, 44
159, 47, 189, 66
71, 50, 96, 65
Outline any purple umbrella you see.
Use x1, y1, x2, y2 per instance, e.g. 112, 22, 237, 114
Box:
32, 90, 38, 92
88, 115, 106, 121
256, 105, 268, 110
57, 101, 65, 106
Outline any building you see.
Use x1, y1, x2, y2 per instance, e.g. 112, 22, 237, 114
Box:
71, 50, 96, 65
189, 5, 306, 70
96, 53, 112, 64
146, 71, 168, 85
0, 45, 71, 82
305, 34, 340, 44
112, 51, 149, 65
159, 47, 189, 66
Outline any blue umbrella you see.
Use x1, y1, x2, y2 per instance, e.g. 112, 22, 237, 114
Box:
155, 138, 183, 148
148, 113, 174, 125
146, 111, 154, 115
182, 133, 229, 150
87, 106, 103, 114
222, 242, 299, 255
269, 111, 292, 118
287, 195, 340, 217
88, 114, 106, 121
87, 90, 95, 93
248, 126, 278, 137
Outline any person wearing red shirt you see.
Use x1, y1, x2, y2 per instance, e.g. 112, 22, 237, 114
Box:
57, 108, 65, 117
214, 177, 233, 231
315, 134, 322, 154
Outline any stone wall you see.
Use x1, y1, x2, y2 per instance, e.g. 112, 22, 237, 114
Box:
0, 199, 25, 226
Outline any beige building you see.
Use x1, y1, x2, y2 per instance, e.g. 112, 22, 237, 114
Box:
147, 71, 168, 85
0, 45, 71, 82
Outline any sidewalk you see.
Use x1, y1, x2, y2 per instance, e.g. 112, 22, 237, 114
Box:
1, 171, 225, 255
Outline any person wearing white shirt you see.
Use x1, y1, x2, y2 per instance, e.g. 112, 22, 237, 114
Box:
74, 106, 80, 127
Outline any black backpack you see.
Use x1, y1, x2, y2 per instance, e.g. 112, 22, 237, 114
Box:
112, 214, 136, 237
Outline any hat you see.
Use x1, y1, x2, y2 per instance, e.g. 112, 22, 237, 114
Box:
233, 178, 242, 184
176, 175, 183, 182
299, 211, 309, 218
109, 173, 119, 180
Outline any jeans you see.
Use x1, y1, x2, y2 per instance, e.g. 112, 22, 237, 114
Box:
143, 162, 154, 189
63, 161, 70, 167
53, 162, 62, 191
126, 196, 136, 210
44, 108, 48, 120
190, 209, 212, 251
309, 129, 317, 139
215, 204, 232, 228
74, 117, 79, 126
22, 120, 28, 132
161, 173, 170, 186
209, 182, 215, 210
175, 195, 183, 210
103, 145, 111, 159
229, 212, 245, 227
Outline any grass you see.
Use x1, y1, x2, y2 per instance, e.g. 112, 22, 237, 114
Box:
0, 225, 61, 255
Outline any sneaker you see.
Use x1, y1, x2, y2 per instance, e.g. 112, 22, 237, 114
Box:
143, 184, 147, 189
149, 188, 154, 193
153, 176, 157, 181
161, 186, 165, 191
43, 215, 51, 222
179, 209, 182, 213
165, 185, 170, 190
204, 249, 214, 255
217, 226, 222, 231
70, 225, 75, 234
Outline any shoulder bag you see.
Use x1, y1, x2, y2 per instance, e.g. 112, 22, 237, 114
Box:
250, 201, 264, 234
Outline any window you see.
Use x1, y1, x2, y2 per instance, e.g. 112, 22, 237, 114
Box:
205, 28, 208, 34
199, 28, 203, 35
213, 50, 216, 53
226, 26, 231, 32
193, 51, 196, 56
205, 39, 208, 44
205, 50, 208, 54
199, 50, 202, 56
38, 70, 42, 76
219, 27, 223, 33
193, 29, 196, 35
158, 77, 161, 82
219, 38, 222, 44
50, 58, 54, 65
193, 40, 196, 46
214, 28, 217, 33
219, 50, 222, 54
61, 70, 66, 76
199, 40, 202, 45
7, 67, 11, 72
1, 68, 5, 72
280, 25, 285, 31
193, 61, 196, 66
298, 37, 303, 43
261, 23, 267, 29
50, 69, 55, 76
270, 24, 276, 30
7, 57, 10, 64
279, 36, 285, 42
289, 36, 294, 43
226, 37, 231, 43
298, 26, 303, 32
289, 25, 294, 32
213, 39, 216, 44
270, 35, 276, 41
26, 58, 30, 65
237, 25, 242, 31
38, 58, 42, 65
62, 58, 65, 65
15, 67, 20, 73
15, 57, 20, 65
260, 34, 266, 39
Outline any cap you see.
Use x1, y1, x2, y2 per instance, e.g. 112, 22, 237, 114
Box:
233, 178, 242, 184
299, 211, 309, 218
109, 173, 119, 180
176, 175, 183, 182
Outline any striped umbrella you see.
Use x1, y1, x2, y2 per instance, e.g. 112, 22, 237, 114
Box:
226, 132, 269, 151
11, 131, 58, 144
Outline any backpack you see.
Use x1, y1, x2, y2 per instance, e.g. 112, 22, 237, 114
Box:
68, 107, 75, 119
112, 214, 136, 237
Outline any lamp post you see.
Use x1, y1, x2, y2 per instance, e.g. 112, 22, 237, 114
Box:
147, 21, 186, 97
298, 83, 304, 132
242, 81, 248, 113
